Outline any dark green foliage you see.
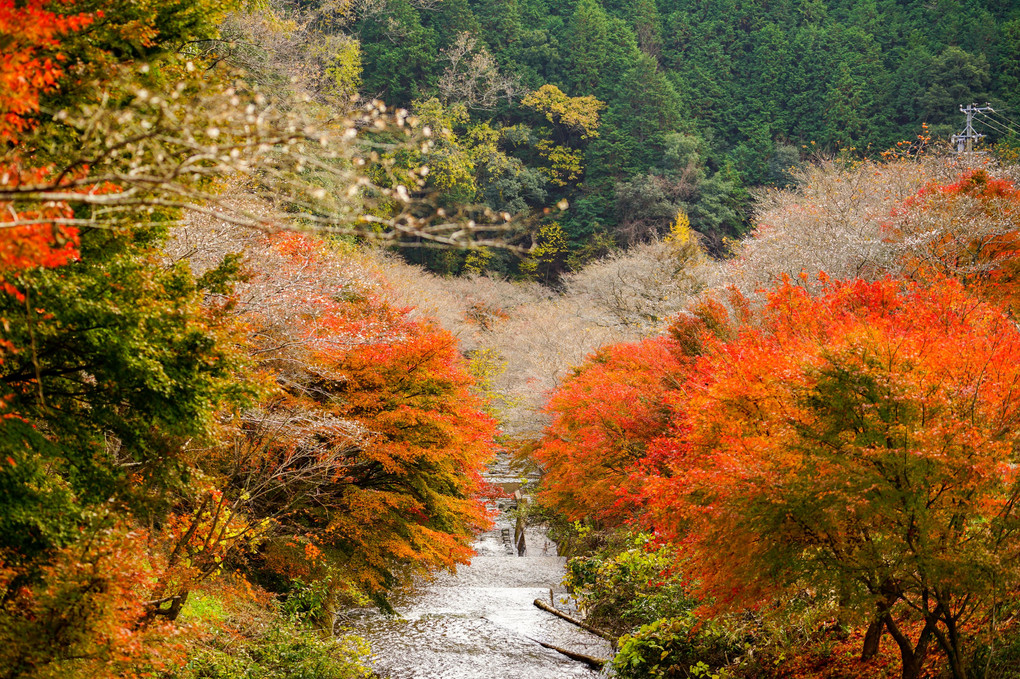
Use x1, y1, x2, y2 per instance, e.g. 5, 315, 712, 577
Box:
480, 162, 548, 214
354, 0, 1020, 273
564, 533, 697, 637
172, 615, 371, 679
919, 46, 992, 126
611, 614, 741, 679
596, 53, 685, 176
358, 0, 440, 104
0, 423, 79, 565
0, 225, 245, 563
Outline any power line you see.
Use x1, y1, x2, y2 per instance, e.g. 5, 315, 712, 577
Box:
976, 118, 1016, 138
974, 114, 1016, 138
980, 110, 1020, 137
983, 109, 1020, 131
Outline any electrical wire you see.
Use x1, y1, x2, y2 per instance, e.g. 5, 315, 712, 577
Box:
978, 113, 1020, 138
974, 114, 1017, 138
973, 118, 1009, 138
974, 113, 1007, 131
983, 109, 1020, 133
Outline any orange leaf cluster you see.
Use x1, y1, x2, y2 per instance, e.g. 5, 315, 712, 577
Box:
532, 336, 683, 525
649, 277, 1020, 597
0, 165, 83, 283
236, 232, 497, 592
0, 0, 93, 142
0, 524, 189, 678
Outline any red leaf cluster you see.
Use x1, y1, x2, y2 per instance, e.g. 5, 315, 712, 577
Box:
0, 0, 93, 142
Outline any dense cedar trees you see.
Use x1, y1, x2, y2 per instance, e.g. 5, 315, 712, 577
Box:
359, 0, 440, 104
349, 0, 1020, 274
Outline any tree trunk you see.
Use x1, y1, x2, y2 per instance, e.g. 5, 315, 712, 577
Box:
148, 590, 190, 621
932, 612, 968, 679
533, 598, 618, 644
885, 615, 934, 679
861, 617, 885, 660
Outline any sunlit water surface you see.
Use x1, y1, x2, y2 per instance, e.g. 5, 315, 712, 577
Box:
345, 524, 613, 679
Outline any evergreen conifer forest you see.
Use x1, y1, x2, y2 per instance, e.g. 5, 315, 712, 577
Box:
5, 1, 1020, 678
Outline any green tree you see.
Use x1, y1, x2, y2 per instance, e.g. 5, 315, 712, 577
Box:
565, 0, 613, 95
358, 0, 440, 105
919, 46, 991, 126
588, 53, 684, 181
627, 0, 663, 58
565, 0, 639, 99
824, 27, 887, 149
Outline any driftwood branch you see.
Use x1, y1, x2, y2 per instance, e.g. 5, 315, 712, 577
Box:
526, 636, 608, 669
533, 598, 617, 644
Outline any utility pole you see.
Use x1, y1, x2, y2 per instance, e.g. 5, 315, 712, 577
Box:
951, 103, 993, 153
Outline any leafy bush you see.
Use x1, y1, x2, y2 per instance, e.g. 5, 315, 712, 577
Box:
173, 623, 372, 679
564, 533, 697, 636
967, 613, 1020, 679
611, 614, 740, 679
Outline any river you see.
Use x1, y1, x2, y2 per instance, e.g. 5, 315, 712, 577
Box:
344, 493, 614, 679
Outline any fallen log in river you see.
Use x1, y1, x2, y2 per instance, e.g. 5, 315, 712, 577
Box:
525, 636, 609, 670
532, 598, 617, 645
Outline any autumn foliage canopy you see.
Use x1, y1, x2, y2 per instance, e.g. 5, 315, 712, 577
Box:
0, 1, 498, 676
533, 166, 1020, 677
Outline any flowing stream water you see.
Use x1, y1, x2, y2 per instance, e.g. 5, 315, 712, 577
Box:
345, 467, 614, 678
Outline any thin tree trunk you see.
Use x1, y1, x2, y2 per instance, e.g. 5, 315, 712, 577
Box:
861, 616, 885, 660
931, 613, 967, 679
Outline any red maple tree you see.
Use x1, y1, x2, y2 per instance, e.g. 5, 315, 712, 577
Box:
646, 276, 1020, 679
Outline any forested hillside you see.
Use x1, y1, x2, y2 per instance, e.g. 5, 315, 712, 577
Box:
195, 0, 1020, 274
341, 0, 1020, 270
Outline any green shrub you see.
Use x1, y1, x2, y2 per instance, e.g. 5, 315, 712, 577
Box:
564, 532, 697, 636
611, 614, 741, 679
173, 623, 372, 679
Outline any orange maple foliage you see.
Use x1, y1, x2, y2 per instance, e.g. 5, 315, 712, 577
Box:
0, 0, 94, 291
324, 318, 496, 588
0, 165, 80, 291
646, 276, 1020, 679
0, 523, 188, 678
235, 232, 497, 593
0, 0, 93, 142
531, 336, 684, 526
